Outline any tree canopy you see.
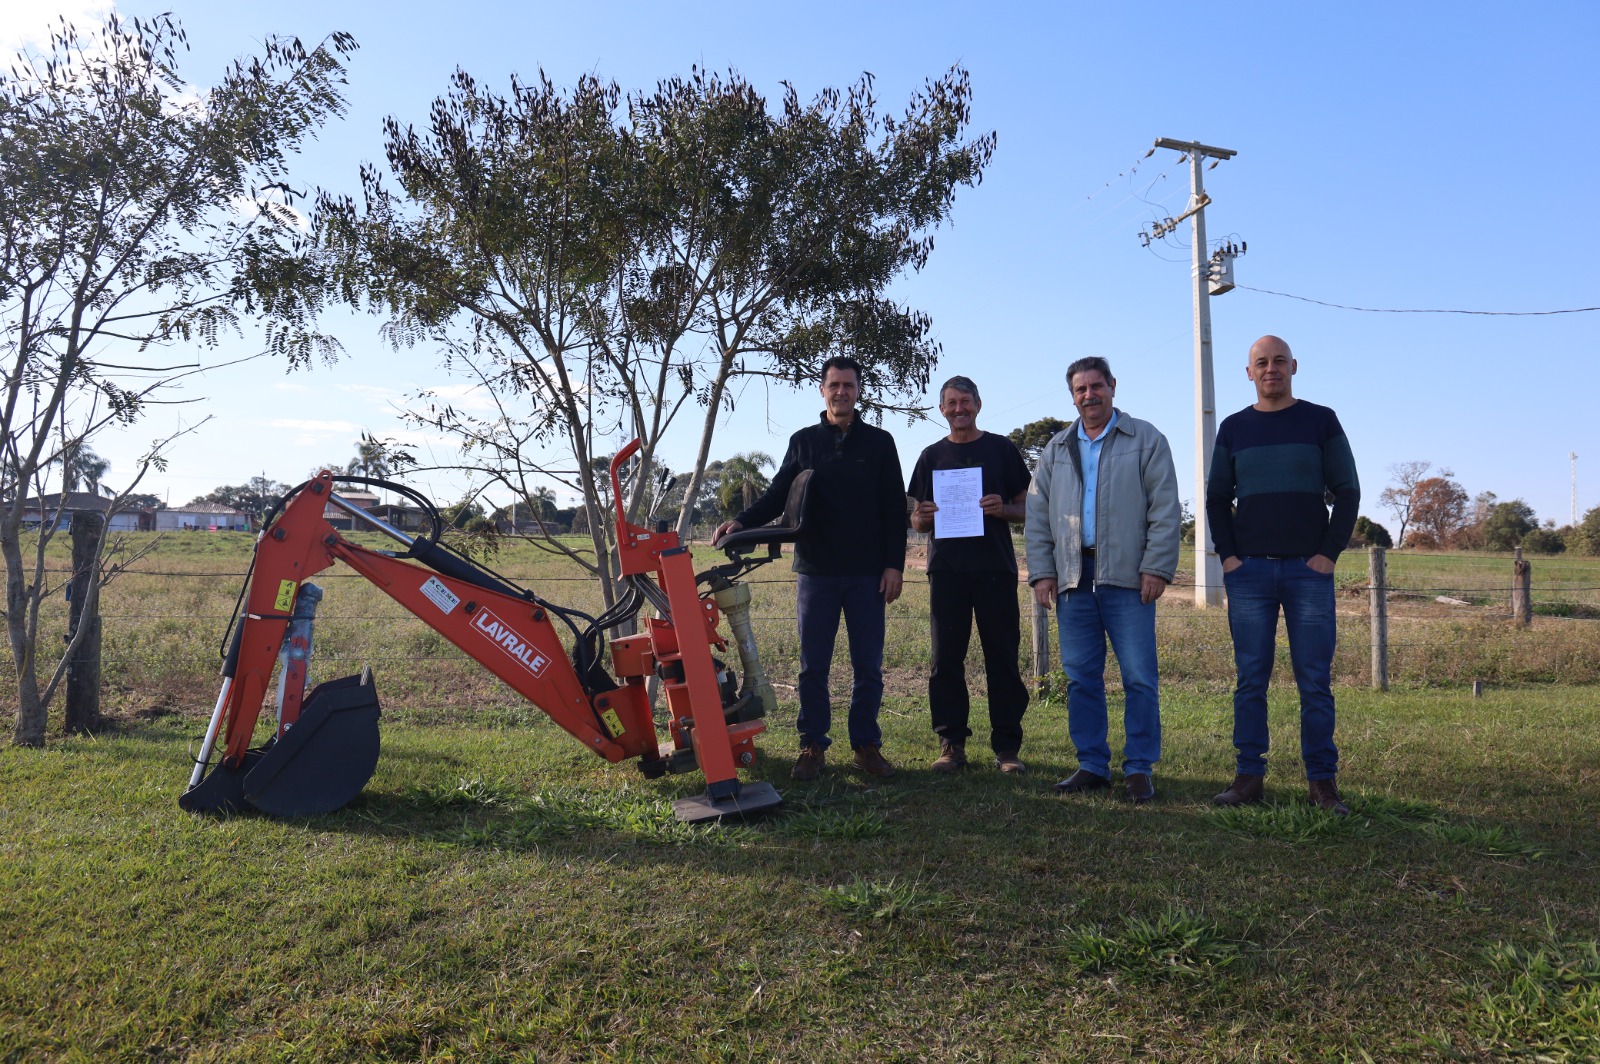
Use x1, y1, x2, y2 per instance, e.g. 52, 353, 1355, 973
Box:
1570, 505, 1600, 556
190, 477, 291, 520
1008, 417, 1069, 470
1406, 476, 1469, 549
302, 65, 993, 592
0, 13, 355, 744
1352, 515, 1393, 549
1480, 499, 1537, 551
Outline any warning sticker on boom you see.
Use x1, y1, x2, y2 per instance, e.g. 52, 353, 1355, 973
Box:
420, 576, 460, 614
274, 580, 297, 613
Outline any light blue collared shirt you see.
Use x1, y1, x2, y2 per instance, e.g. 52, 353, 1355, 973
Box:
1076, 410, 1118, 548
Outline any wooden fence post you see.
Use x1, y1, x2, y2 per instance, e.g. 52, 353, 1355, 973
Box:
1511, 546, 1532, 626
1368, 545, 1388, 691
64, 510, 104, 734
1030, 599, 1052, 686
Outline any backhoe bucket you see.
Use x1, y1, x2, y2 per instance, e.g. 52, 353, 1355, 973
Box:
243, 673, 382, 817
178, 749, 265, 815
181, 673, 381, 817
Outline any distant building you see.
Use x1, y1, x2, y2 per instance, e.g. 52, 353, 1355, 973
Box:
494, 501, 562, 535
367, 502, 430, 533
18, 492, 155, 532
323, 491, 380, 531
156, 502, 252, 532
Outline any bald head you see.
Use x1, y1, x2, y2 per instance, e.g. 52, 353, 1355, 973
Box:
1250, 335, 1291, 362
1245, 334, 1297, 410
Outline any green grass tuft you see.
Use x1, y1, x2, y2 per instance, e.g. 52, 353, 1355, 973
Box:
1207, 793, 1542, 860
817, 877, 949, 922
777, 804, 889, 840
1420, 821, 1544, 859
1060, 908, 1243, 982
445, 785, 761, 850
1433, 929, 1600, 1061
1207, 798, 1393, 841
406, 774, 522, 808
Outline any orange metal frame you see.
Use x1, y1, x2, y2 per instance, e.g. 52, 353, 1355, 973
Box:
213, 451, 764, 793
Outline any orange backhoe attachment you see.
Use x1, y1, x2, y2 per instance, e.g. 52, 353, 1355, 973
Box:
180, 441, 793, 823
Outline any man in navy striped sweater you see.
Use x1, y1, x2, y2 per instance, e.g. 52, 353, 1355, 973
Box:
1206, 335, 1360, 815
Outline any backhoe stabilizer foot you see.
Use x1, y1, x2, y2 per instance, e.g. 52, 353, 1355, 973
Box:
671, 780, 783, 824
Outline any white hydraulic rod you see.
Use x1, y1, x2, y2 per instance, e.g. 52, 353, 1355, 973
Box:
188, 677, 233, 790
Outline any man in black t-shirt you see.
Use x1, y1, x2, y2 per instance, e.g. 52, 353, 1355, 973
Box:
908, 376, 1033, 774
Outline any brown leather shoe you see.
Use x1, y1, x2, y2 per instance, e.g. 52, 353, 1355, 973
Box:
1125, 773, 1155, 804
1308, 778, 1350, 816
1054, 768, 1110, 794
995, 750, 1027, 775
853, 743, 896, 778
1212, 773, 1265, 806
931, 739, 967, 775
791, 744, 825, 781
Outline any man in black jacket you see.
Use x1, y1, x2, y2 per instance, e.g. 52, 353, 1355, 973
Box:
714, 356, 907, 780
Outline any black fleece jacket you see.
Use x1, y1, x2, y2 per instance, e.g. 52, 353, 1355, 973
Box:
735, 412, 907, 576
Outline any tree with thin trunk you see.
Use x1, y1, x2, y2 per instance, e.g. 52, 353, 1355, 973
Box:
1378, 460, 1437, 547
0, 14, 355, 745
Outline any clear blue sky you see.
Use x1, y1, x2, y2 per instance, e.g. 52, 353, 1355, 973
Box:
9, 1, 1598, 528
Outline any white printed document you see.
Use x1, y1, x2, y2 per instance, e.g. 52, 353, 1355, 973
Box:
931, 467, 984, 539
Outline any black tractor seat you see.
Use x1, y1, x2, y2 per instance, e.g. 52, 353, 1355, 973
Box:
716, 469, 812, 556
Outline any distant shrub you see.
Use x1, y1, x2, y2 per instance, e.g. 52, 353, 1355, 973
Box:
1521, 527, 1566, 554
1352, 515, 1393, 549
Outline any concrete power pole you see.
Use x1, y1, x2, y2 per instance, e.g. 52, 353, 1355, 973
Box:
1153, 138, 1236, 607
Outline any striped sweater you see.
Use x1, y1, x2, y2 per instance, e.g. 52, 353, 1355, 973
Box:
1205, 399, 1359, 561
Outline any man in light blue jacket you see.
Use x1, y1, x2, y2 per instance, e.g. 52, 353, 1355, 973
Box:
1024, 357, 1181, 803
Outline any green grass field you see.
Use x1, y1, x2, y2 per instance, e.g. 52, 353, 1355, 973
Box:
3, 687, 1598, 1061
3, 533, 1600, 1060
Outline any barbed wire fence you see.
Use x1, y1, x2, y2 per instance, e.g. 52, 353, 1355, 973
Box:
66, 543, 1600, 701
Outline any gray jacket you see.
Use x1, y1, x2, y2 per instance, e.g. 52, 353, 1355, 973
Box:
1024, 410, 1182, 591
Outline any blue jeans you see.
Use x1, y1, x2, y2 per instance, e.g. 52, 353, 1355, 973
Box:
1057, 556, 1161, 777
1223, 556, 1339, 780
796, 573, 886, 750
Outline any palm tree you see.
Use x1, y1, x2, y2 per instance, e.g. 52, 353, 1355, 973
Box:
346, 434, 391, 479
716, 452, 775, 518
58, 443, 110, 495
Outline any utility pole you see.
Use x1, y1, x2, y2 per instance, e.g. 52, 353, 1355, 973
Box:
1151, 138, 1237, 607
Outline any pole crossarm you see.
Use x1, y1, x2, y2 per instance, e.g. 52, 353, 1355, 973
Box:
1154, 137, 1237, 160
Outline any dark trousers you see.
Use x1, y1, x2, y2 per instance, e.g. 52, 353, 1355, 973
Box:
928, 570, 1029, 754
796, 572, 886, 750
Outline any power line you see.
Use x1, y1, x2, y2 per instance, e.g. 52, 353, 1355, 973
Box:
1235, 285, 1600, 316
